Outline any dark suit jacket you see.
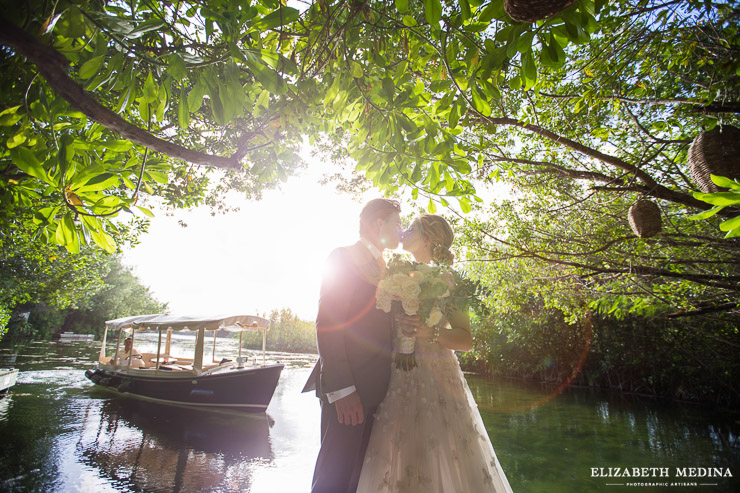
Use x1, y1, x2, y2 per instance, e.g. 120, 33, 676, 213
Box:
302, 245, 392, 408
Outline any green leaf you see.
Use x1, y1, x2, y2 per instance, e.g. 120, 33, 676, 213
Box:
719, 215, 740, 232
688, 205, 725, 220
65, 217, 80, 254
256, 89, 270, 109
381, 77, 395, 101
402, 15, 417, 27
128, 18, 166, 39
0, 105, 24, 126
188, 79, 206, 112
480, 46, 508, 73
83, 216, 116, 253
246, 59, 288, 95
521, 51, 537, 88
209, 85, 225, 125
76, 173, 119, 192
396, 0, 409, 14
479, 2, 505, 22
428, 197, 437, 213
143, 72, 158, 103
471, 85, 491, 117
424, 0, 442, 25
517, 32, 535, 53
460, 0, 472, 20
458, 196, 471, 213
99, 140, 134, 152
78, 55, 105, 80
178, 94, 190, 129
146, 170, 169, 184
351, 61, 364, 78
251, 7, 299, 31
449, 159, 472, 174
448, 103, 459, 128
136, 206, 155, 218
693, 191, 740, 206
444, 171, 454, 191
10, 147, 52, 185
168, 54, 187, 81
430, 80, 453, 92
710, 174, 740, 190
6, 131, 26, 149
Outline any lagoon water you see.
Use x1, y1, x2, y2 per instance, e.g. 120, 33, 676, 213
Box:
0, 335, 738, 492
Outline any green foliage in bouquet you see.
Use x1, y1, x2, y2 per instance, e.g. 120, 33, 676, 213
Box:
377, 253, 483, 370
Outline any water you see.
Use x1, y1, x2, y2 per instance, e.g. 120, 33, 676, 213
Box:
0, 337, 738, 492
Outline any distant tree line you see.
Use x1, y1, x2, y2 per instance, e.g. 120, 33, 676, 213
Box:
1, 249, 166, 342
240, 308, 317, 354
457, 296, 740, 410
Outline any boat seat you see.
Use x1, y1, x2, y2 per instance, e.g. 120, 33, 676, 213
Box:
158, 364, 193, 371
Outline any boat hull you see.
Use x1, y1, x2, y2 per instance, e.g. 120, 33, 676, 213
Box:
85, 364, 283, 413
0, 368, 19, 394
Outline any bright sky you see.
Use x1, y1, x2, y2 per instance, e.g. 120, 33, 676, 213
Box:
122, 154, 375, 321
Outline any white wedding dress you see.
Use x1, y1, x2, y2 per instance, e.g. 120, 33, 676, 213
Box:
357, 329, 514, 492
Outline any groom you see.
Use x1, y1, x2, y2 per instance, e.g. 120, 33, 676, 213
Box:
303, 198, 402, 492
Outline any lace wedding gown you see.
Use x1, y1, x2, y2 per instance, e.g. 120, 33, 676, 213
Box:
356, 330, 514, 492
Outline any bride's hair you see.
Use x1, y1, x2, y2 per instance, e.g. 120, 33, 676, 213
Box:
416, 214, 455, 265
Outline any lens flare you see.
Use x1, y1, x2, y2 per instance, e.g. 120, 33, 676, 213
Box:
479, 313, 593, 414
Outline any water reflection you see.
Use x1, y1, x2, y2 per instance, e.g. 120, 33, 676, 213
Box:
0, 395, 11, 420
0, 339, 738, 492
77, 398, 273, 492
468, 376, 740, 492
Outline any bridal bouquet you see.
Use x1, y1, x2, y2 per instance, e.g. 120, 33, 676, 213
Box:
375, 254, 477, 370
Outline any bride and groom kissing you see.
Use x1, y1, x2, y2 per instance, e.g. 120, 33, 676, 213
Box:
303, 198, 513, 493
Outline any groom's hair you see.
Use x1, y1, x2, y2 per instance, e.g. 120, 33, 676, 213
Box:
359, 198, 401, 236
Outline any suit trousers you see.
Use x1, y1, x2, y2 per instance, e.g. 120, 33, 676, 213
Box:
311, 397, 378, 493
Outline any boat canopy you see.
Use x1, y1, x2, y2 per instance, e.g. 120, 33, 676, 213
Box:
104, 314, 270, 332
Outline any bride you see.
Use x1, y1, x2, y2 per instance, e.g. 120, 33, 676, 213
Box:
357, 214, 513, 492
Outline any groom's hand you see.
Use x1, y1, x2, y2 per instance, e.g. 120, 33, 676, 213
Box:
335, 392, 364, 426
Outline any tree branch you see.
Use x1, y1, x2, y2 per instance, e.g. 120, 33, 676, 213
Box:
666, 302, 739, 318
0, 17, 241, 170
473, 115, 735, 216
486, 156, 621, 184
690, 102, 740, 114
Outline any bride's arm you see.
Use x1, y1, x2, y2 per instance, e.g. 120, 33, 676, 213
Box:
433, 309, 472, 352
398, 310, 473, 352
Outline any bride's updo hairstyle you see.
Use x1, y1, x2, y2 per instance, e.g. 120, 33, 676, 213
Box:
417, 214, 455, 265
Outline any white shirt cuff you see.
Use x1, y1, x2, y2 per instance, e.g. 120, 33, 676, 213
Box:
326, 385, 357, 403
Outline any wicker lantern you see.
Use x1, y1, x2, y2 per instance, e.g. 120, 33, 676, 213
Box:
628, 199, 662, 238
504, 0, 579, 22
687, 125, 740, 193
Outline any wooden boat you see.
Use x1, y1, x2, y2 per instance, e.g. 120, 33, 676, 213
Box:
0, 368, 18, 394
85, 314, 283, 413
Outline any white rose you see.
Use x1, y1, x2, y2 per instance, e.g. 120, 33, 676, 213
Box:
401, 298, 420, 315
376, 292, 393, 312
399, 276, 421, 299
425, 306, 444, 326
389, 273, 409, 296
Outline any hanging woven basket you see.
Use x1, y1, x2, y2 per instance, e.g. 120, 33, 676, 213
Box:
687, 125, 740, 193
628, 199, 662, 238
504, 0, 579, 22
